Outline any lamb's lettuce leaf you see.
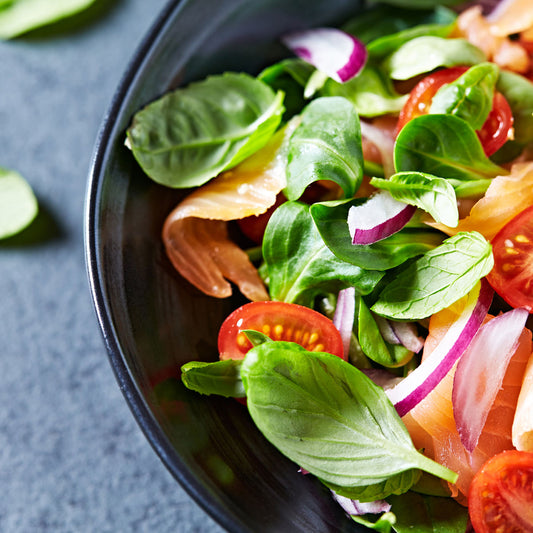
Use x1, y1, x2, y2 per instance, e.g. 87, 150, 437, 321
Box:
394, 114, 506, 196
285, 96, 363, 200
383, 36, 485, 80
262, 201, 383, 305
127, 72, 284, 189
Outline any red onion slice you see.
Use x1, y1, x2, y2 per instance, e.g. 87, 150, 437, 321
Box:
333, 287, 356, 360
332, 492, 391, 516
375, 316, 425, 354
348, 191, 416, 245
452, 307, 529, 453
281, 28, 367, 83
386, 280, 493, 417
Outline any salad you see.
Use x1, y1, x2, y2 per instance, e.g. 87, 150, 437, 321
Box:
125, 0, 533, 531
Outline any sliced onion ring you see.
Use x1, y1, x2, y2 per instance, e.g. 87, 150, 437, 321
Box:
281, 28, 367, 83
386, 280, 493, 417
333, 287, 356, 360
348, 191, 416, 245
452, 307, 529, 453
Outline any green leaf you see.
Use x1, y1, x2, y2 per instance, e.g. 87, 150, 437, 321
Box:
285, 97, 363, 200
0, 167, 38, 239
430, 63, 499, 130
383, 36, 486, 80
240, 341, 457, 500
497, 70, 533, 146
181, 359, 245, 398
127, 72, 284, 188
388, 492, 469, 532
258, 58, 315, 121
262, 201, 383, 305
310, 199, 444, 270
371, 231, 494, 320
394, 114, 506, 189
352, 512, 396, 533
320, 66, 408, 117
342, 5, 455, 45
367, 0, 463, 7
0, 0, 97, 38
371, 172, 459, 227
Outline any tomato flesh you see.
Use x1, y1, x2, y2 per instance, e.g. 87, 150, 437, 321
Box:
218, 301, 345, 360
487, 205, 533, 312
468, 450, 533, 533
396, 67, 514, 156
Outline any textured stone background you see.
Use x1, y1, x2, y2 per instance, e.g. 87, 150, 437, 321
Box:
0, 1, 225, 531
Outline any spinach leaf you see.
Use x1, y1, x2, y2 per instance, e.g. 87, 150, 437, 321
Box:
383, 36, 485, 80
240, 341, 457, 500
371, 172, 458, 227
0, 167, 38, 239
285, 97, 363, 200
258, 58, 315, 121
394, 114, 505, 193
0, 0, 97, 38
127, 72, 284, 189
430, 63, 499, 130
181, 360, 245, 398
320, 66, 408, 117
497, 70, 533, 146
262, 201, 383, 305
372, 232, 494, 320
310, 199, 444, 270
388, 492, 469, 532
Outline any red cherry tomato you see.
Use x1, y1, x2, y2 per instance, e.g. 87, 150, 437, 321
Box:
218, 301, 345, 360
468, 450, 533, 533
396, 67, 514, 156
487, 205, 533, 312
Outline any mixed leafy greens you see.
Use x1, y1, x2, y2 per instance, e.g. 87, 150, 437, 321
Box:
127, 1, 533, 531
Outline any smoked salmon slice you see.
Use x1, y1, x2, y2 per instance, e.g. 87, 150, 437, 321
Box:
402, 306, 533, 503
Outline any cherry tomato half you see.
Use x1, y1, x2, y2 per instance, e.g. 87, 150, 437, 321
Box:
218, 301, 345, 360
468, 450, 533, 533
487, 205, 533, 312
396, 67, 514, 156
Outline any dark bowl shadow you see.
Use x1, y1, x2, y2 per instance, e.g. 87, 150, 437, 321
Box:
84, 0, 369, 531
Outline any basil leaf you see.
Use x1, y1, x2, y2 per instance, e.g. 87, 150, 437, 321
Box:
320, 66, 408, 117
0, 0, 97, 38
430, 63, 499, 130
262, 201, 383, 305
181, 360, 245, 398
389, 492, 469, 533
394, 114, 505, 189
0, 167, 38, 239
285, 97, 363, 200
240, 341, 457, 500
497, 70, 533, 146
371, 172, 459, 227
383, 36, 485, 80
127, 72, 284, 188
352, 512, 396, 533
310, 199, 444, 270
372, 231, 494, 320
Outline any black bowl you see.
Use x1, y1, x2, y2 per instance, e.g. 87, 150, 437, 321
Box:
85, 0, 369, 531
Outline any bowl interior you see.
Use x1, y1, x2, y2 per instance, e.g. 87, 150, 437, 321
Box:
86, 0, 368, 531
